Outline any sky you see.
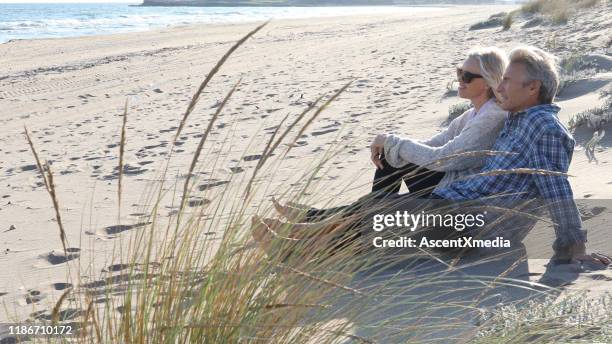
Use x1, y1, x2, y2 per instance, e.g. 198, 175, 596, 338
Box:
0, 0, 524, 3
0, 0, 139, 3
0, 0, 522, 3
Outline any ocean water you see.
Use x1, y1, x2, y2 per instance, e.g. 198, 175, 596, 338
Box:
0, 3, 446, 44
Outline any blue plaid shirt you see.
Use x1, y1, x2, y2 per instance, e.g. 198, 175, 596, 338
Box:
434, 103, 587, 248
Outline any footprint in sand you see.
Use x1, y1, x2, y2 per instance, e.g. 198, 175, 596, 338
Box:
82, 272, 147, 290
52, 282, 72, 291
20, 164, 38, 172
159, 127, 177, 133
578, 205, 607, 221
31, 308, 83, 321
100, 222, 149, 235
198, 180, 229, 191
188, 197, 211, 207
102, 264, 133, 273
41, 248, 81, 265
243, 154, 263, 162
311, 128, 339, 136
102, 164, 147, 180
25, 290, 44, 304
590, 274, 612, 281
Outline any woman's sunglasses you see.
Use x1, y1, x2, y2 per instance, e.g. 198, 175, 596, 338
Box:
456, 68, 483, 84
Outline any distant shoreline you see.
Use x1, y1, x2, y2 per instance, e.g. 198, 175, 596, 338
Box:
0, 4, 449, 45
138, 0, 395, 7
137, 0, 519, 7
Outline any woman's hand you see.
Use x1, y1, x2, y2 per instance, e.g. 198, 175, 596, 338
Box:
370, 134, 387, 170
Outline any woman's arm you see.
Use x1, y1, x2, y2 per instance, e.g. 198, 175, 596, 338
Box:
383, 107, 506, 171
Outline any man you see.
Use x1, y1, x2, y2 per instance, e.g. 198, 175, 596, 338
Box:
396, 46, 609, 265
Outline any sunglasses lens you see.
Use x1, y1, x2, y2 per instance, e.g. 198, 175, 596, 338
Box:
456, 68, 472, 83
457, 70, 480, 84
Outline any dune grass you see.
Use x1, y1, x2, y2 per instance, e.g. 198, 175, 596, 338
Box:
471, 0, 603, 32
468, 13, 505, 31
440, 79, 458, 100
473, 293, 612, 343
443, 101, 471, 126
520, 0, 602, 24
16, 22, 612, 344
24, 127, 69, 256
556, 52, 601, 97
568, 95, 612, 132
502, 12, 514, 31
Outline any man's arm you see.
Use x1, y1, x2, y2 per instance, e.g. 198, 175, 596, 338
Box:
532, 130, 610, 265
531, 131, 587, 251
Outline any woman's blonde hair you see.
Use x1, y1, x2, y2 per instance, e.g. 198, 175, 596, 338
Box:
467, 47, 508, 101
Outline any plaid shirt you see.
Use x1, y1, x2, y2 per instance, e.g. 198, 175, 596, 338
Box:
434, 103, 587, 249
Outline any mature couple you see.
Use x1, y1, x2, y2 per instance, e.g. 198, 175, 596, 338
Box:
252, 45, 611, 266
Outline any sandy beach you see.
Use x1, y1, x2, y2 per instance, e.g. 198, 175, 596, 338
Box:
1, 2, 611, 339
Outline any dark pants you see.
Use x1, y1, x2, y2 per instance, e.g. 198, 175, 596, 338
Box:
372, 156, 446, 196
302, 194, 474, 256
303, 155, 445, 222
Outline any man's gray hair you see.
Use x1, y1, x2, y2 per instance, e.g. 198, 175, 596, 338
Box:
467, 46, 508, 101
509, 46, 559, 104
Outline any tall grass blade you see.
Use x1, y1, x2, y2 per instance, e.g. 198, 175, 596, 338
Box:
45, 161, 69, 255
24, 126, 49, 192
173, 21, 269, 142
285, 80, 353, 157
118, 99, 128, 220
180, 79, 241, 211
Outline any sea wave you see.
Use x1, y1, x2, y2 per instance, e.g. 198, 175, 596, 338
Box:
0, 4, 445, 44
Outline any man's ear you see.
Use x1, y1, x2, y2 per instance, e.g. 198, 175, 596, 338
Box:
528, 80, 542, 97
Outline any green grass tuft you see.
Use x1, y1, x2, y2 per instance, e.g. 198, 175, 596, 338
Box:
520, 0, 602, 25
444, 101, 472, 126
502, 12, 514, 30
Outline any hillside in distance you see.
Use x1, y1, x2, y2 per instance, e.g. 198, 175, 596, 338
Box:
140, 0, 514, 6
142, 0, 395, 6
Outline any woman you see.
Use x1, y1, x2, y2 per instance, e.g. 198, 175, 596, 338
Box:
253, 47, 509, 250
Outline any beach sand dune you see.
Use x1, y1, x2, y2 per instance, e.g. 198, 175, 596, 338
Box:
0, 3, 610, 330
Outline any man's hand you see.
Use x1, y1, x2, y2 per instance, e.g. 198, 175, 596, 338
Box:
370, 134, 387, 170
568, 242, 611, 266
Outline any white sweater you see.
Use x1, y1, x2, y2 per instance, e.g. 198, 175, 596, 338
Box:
383, 98, 508, 190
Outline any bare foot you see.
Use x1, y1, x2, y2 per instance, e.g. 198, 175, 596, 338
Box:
251, 215, 304, 244
251, 215, 271, 245
253, 213, 341, 241
251, 215, 356, 263
251, 215, 308, 261
286, 200, 311, 209
272, 197, 309, 222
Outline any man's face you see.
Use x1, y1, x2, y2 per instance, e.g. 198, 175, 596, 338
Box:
496, 62, 539, 113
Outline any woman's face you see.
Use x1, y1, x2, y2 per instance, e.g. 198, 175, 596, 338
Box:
457, 57, 490, 100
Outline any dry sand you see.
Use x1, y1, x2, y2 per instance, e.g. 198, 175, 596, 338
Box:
0, 2, 611, 330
